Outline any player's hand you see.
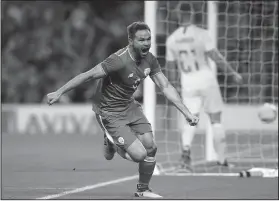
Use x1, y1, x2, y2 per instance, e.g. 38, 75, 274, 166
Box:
232, 72, 243, 85
186, 114, 199, 126
46, 91, 61, 105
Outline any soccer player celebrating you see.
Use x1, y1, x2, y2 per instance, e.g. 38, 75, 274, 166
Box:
165, 2, 243, 169
47, 21, 199, 198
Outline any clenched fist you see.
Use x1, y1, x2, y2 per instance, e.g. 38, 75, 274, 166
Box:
46, 91, 61, 105
186, 114, 199, 126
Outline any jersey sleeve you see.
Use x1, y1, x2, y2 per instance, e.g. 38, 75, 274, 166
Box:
101, 54, 124, 75
203, 31, 215, 52
166, 37, 176, 62
148, 53, 162, 77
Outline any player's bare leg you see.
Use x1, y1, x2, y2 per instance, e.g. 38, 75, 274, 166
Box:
208, 112, 234, 167
115, 146, 133, 161
125, 134, 162, 198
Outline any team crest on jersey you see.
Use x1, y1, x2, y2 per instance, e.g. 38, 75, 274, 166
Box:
128, 73, 134, 78
118, 137, 125, 145
144, 68, 151, 77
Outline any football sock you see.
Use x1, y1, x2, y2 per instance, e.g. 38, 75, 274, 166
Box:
212, 123, 226, 163
181, 124, 196, 150
138, 156, 156, 186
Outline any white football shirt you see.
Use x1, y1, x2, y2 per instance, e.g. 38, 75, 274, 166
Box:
166, 24, 217, 90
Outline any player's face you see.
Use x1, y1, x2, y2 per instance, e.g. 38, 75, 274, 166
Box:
177, 12, 191, 25
131, 29, 151, 58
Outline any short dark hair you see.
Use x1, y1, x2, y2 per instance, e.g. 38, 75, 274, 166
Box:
175, 2, 193, 17
127, 21, 150, 39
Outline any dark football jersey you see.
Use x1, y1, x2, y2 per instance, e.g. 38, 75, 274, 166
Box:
92, 47, 161, 114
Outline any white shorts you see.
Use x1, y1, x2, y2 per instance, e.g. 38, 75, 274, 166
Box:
181, 77, 223, 115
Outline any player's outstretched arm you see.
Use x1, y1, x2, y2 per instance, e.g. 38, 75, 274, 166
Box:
151, 72, 199, 126
47, 64, 106, 105
206, 48, 243, 84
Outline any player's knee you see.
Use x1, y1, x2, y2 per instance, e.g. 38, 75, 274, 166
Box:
126, 139, 148, 162
132, 149, 147, 162
141, 137, 157, 157
146, 143, 157, 157
127, 145, 147, 162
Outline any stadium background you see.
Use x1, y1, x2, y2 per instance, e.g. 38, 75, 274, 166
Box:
1, 1, 278, 199
2, 1, 277, 104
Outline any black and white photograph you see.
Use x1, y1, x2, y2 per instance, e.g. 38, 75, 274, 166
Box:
1, 0, 278, 199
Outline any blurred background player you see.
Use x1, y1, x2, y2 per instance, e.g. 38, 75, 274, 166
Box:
47, 21, 199, 198
165, 2, 243, 169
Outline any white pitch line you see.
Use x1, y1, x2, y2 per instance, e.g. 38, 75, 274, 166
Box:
36, 145, 275, 199
4, 187, 75, 190
37, 175, 138, 199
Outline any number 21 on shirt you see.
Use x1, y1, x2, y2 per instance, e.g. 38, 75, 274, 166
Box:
178, 49, 199, 73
